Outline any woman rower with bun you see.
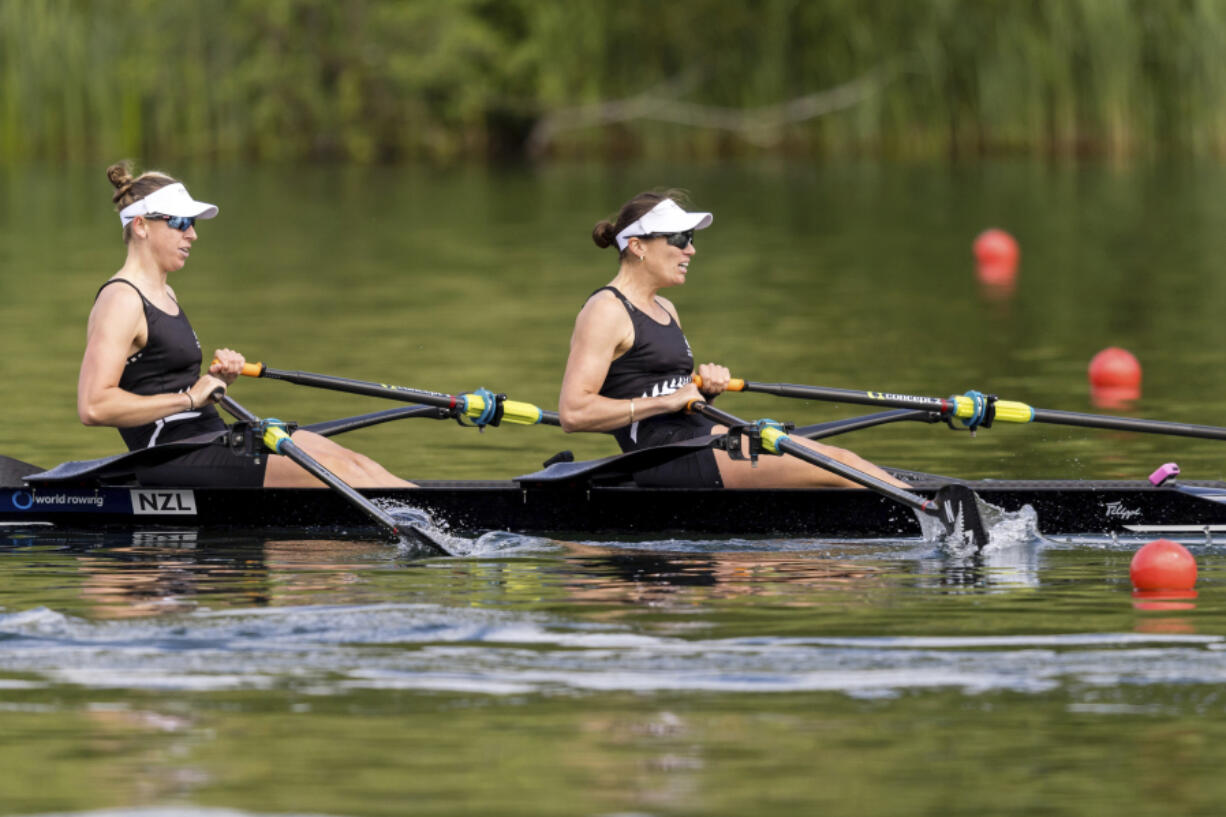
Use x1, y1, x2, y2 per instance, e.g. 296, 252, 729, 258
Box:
78, 161, 411, 488
558, 190, 907, 489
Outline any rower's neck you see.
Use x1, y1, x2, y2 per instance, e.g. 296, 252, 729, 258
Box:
119, 246, 170, 291
116, 250, 173, 308
609, 269, 662, 313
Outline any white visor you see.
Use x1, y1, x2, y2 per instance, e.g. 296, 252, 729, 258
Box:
119, 182, 219, 229
615, 198, 713, 251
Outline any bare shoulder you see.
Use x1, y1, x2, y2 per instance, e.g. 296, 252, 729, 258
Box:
576, 288, 631, 328
86, 278, 147, 350
91, 278, 143, 316
570, 288, 635, 362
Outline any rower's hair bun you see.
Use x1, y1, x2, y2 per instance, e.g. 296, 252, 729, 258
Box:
592, 219, 618, 249
107, 161, 136, 202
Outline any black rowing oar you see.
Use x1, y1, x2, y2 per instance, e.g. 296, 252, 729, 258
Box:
304, 405, 449, 437
218, 396, 449, 554
793, 409, 939, 441
695, 375, 1226, 441
232, 362, 560, 428
687, 400, 991, 550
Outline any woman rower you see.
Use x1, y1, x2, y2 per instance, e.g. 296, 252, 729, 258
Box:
78, 161, 412, 488
558, 190, 907, 489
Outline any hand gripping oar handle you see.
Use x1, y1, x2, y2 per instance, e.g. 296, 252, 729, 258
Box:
687, 399, 990, 550
217, 396, 447, 553
693, 374, 1226, 440
232, 361, 560, 427
693, 374, 747, 392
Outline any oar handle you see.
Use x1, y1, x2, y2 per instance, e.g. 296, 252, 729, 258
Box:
691, 374, 745, 391
210, 358, 266, 378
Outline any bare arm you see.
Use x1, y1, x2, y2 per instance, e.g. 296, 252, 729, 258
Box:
77, 285, 228, 428
558, 293, 701, 433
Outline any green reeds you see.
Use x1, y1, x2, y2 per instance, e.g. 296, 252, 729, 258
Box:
5, 0, 1226, 163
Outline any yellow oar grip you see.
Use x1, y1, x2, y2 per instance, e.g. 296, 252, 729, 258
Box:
992, 400, 1036, 423
462, 394, 543, 425
262, 423, 292, 453
463, 392, 489, 418
501, 400, 543, 425
951, 396, 1034, 424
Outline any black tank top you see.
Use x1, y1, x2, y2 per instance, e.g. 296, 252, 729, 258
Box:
594, 286, 709, 451
95, 279, 225, 450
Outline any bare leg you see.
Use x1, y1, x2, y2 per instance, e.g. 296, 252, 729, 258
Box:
710, 425, 909, 489
263, 429, 415, 488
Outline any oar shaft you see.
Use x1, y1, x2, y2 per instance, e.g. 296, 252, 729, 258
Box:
304, 406, 449, 437
272, 432, 403, 535
697, 374, 1226, 442
689, 401, 937, 516
219, 395, 258, 424
793, 409, 938, 441
706, 377, 955, 413
220, 396, 403, 541
249, 364, 459, 410
1029, 407, 1226, 440
239, 363, 560, 427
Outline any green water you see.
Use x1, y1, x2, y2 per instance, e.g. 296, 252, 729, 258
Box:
5, 160, 1226, 816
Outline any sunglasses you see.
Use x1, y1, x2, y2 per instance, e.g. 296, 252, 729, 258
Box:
642, 229, 695, 249
148, 214, 196, 231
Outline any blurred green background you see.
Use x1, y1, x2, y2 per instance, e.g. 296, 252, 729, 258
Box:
7, 0, 1226, 165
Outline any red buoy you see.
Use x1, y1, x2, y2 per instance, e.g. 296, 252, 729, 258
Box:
973, 229, 1019, 267
973, 229, 1019, 288
1130, 539, 1197, 591
1088, 347, 1141, 389
1088, 347, 1141, 407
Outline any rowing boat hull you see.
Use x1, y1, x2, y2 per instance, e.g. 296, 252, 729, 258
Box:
5, 478, 1226, 539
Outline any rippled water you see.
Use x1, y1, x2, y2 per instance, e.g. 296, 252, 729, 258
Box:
7, 160, 1226, 815
5, 523, 1226, 816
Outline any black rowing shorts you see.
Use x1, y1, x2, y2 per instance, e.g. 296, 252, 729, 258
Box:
626, 414, 724, 489
133, 442, 268, 488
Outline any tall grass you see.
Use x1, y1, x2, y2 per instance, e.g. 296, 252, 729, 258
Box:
4, 0, 1226, 163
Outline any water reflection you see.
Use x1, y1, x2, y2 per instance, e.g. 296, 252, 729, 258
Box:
1090, 384, 1141, 410
2, 528, 1067, 620
65, 536, 423, 616
75, 538, 270, 618
557, 542, 887, 609
1131, 588, 1199, 635
4, 529, 934, 619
